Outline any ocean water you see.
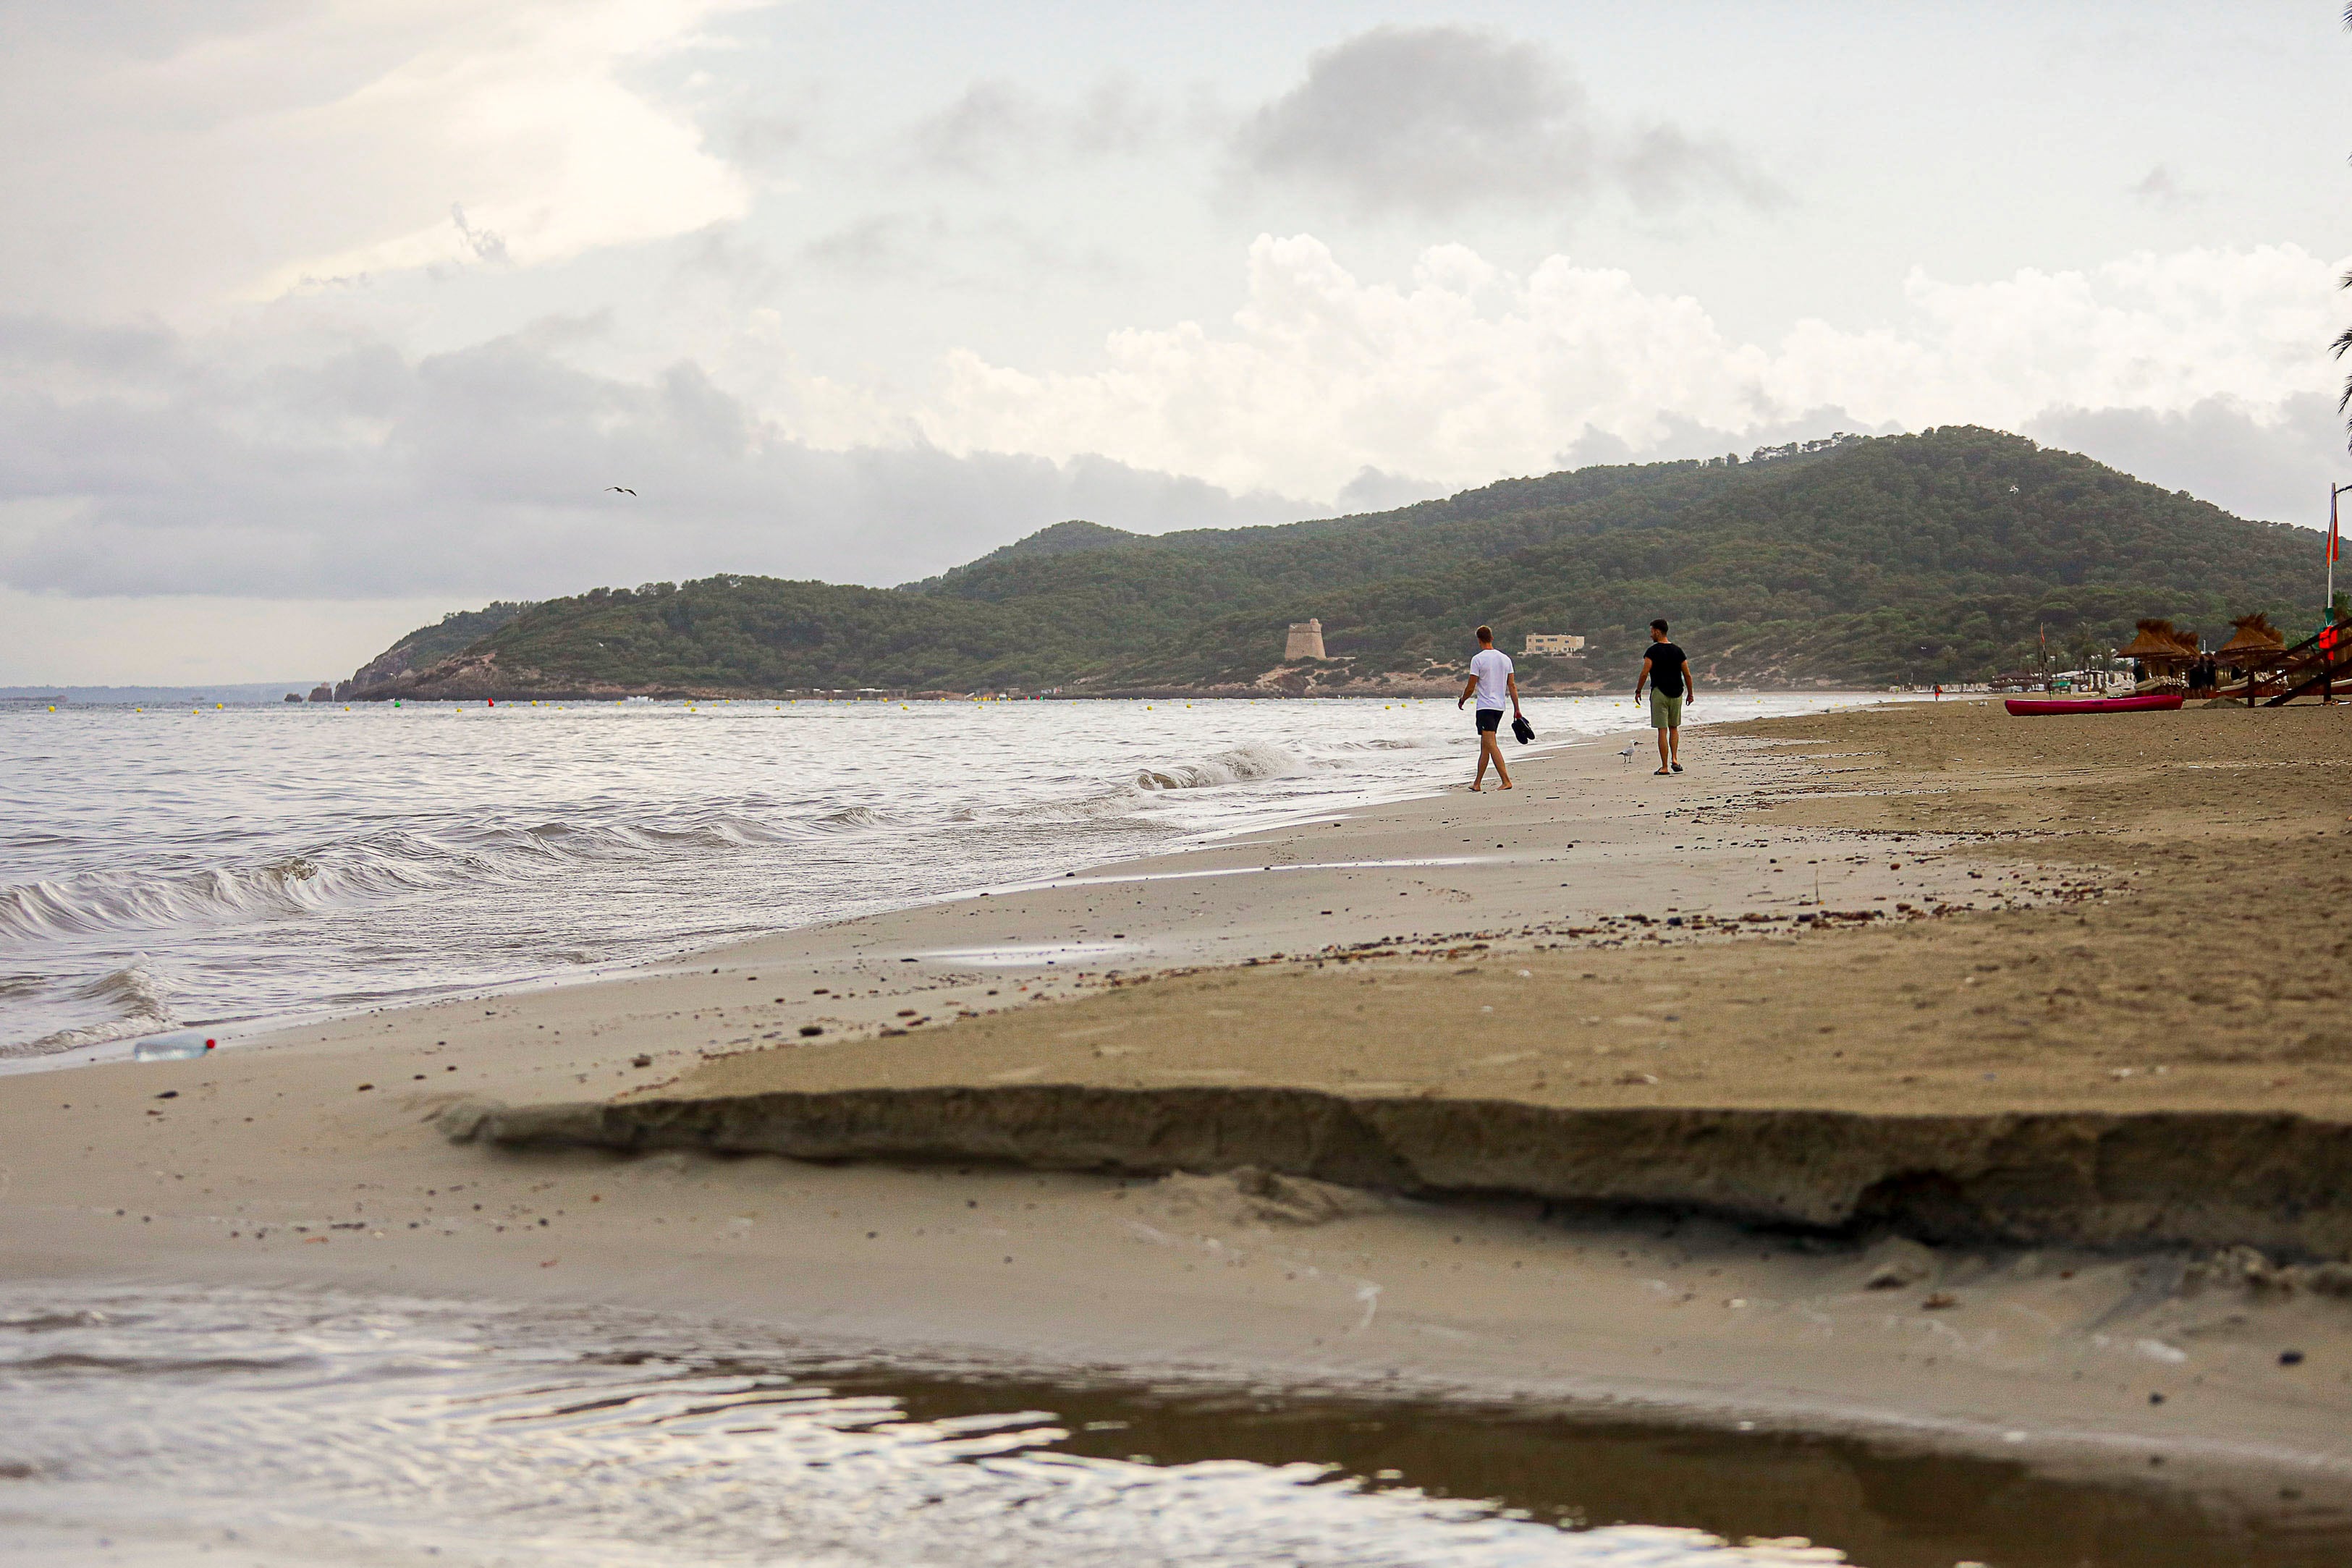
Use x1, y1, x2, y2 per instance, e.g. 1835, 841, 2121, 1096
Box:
1, 1281, 2331, 1568
1, 694, 1883, 1059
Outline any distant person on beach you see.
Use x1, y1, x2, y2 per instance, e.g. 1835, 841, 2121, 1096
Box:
1632, 619, 1692, 776
1457, 624, 1521, 792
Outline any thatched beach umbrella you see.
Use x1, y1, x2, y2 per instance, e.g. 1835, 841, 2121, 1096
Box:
2209, 612, 2289, 704
2213, 613, 2287, 671
2119, 619, 2199, 678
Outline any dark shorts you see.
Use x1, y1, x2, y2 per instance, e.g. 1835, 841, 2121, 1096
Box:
1476, 708, 1504, 733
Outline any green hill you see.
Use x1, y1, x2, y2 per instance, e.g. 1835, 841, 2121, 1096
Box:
355, 428, 2329, 698
337, 601, 533, 697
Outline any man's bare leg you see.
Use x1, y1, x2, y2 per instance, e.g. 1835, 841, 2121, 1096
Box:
1471, 739, 1489, 791
1668, 724, 1682, 767
1655, 726, 1671, 774
1486, 734, 1513, 789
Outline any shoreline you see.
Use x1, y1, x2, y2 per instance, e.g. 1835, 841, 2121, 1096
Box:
6, 691, 1863, 1072
325, 682, 1910, 703
7, 698, 2352, 1530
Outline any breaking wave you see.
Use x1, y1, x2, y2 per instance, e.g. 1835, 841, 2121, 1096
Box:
4, 959, 178, 1059
0, 808, 852, 947
1133, 742, 1308, 792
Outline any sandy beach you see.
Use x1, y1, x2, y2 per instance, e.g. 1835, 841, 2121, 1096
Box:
7, 699, 2352, 1531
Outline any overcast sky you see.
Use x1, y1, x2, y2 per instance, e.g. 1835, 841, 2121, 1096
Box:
7, 0, 2351, 682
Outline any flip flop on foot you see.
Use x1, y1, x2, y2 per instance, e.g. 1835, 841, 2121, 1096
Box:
1654, 768, 1672, 776
1670, 763, 1683, 773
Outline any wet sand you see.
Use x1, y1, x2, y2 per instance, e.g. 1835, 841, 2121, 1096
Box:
6, 700, 2352, 1528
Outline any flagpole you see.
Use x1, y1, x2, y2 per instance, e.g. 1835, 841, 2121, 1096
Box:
2332, 483, 2350, 617
2330, 483, 2349, 705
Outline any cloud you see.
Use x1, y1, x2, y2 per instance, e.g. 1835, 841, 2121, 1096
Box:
910, 80, 1044, 176
798, 213, 947, 276
1071, 76, 1161, 158
449, 203, 510, 265
0, 315, 1306, 602
905, 75, 1163, 179
0, 0, 753, 316
1334, 467, 1449, 514
1230, 26, 1781, 217
2027, 394, 2345, 527
9, 211, 2344, 640
2127, 163, 2199, 208
721, 109, 810, 171
913, 234, 2348, 521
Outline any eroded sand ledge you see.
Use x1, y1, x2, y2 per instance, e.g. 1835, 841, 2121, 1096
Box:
454, 700, 2352, 1272
452, 1088, 2352, 1258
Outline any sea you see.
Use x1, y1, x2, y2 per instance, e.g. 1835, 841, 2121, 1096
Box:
15, 691, 2332, 1568
1, 692, 1883, 1062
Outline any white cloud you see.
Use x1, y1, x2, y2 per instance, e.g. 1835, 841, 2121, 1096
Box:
0, 0, 754, 316
914, 234, 2347, 507
0, 314, 1303, 602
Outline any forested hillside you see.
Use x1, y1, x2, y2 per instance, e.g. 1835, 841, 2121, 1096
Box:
337, 601, 533, 697
352, 428, 2327, 698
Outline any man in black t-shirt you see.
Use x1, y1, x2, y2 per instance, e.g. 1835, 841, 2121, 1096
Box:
1631, 619, 1693, 775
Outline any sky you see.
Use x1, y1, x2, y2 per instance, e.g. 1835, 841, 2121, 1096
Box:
5, 0, 2351, 682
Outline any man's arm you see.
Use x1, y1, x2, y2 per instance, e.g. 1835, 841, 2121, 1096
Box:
1458, 673, 1479, 708
1680, 656, 1694, 703
1634, 653, 1653, 698
1507, 671, 1522, 713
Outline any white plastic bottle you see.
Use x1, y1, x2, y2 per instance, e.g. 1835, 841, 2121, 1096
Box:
132, 1030, 216, 1061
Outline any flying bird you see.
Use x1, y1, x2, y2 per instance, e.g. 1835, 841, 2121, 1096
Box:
605, 486, 636, 496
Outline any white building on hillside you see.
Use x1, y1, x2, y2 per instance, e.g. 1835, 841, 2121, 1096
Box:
1524, 633, 1585, 657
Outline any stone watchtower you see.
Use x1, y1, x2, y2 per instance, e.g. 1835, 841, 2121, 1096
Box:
1285, 619, 1326, 661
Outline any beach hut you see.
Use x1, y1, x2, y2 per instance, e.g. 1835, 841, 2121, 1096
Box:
2118, 619, 2199, 685
2212, 612, 2289, 704
2214, 612, 2286, 668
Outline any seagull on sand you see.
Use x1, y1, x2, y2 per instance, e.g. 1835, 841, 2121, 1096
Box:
1617, 740, 1638, 765
605, 486, 636, 496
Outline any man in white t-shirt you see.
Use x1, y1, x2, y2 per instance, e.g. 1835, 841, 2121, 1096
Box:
1455, 624, 1521, 792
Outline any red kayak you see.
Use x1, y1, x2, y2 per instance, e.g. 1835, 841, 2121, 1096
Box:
2004, 693, 2183, 716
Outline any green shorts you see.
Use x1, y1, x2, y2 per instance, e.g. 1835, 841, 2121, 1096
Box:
1649, 692, 1684, 730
